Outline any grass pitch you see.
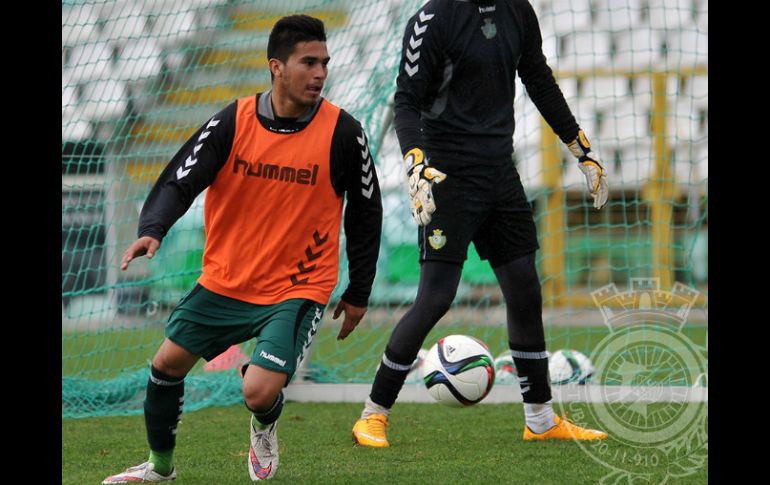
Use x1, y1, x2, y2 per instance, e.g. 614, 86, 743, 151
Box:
63, 324, 708, 382
64, 402, 707, 484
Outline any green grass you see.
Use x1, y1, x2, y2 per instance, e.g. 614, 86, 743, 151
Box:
307, 324, 707, 383
63, 325, 707, 382
64, 402, 707, 484
63, 327, 165, 379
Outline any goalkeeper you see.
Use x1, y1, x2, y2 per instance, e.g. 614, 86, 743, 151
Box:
352, 0, 608, 447
103, 15, 382, 483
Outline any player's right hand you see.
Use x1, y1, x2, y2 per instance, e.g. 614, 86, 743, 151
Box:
120, 236, 161, 270
403, 148, 447, 226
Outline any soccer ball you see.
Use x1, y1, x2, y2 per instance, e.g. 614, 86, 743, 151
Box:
548, 349, 594, 385
405, 348, 429, 383
493, 352, 518, 383
422, 335, 495, 406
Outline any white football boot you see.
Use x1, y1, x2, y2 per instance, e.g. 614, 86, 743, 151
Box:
102, 461, 176, 483
248, 416, 279, 481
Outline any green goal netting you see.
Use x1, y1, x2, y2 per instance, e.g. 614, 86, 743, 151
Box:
63, 0, 707, 418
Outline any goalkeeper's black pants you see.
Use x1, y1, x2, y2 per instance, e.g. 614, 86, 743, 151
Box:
369, 253, 551, 407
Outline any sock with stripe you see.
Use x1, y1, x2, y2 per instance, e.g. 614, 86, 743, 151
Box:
492, 254, 556, 434
247, 391, 285, 429
367, 346, 413, 410
511, 348, 554, 434
144, 366, 184, 475
511, 347, 552, 404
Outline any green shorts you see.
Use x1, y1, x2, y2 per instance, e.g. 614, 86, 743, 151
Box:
166, 284, 325, 380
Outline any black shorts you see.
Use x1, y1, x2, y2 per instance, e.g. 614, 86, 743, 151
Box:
417, 161, 539, 267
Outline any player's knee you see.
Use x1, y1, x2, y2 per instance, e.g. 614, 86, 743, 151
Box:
242, 380, 282, 411
426, 300, 452, 320
417, 287, 456, 319
151, 354, 188, 379
150, 340, 198, 378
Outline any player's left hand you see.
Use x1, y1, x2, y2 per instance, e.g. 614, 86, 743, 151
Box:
567, 129, 609, 210
333, 300, 368, 340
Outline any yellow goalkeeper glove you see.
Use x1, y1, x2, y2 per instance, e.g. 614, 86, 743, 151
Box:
567, 130, 609, 210
403, 147, 447, 226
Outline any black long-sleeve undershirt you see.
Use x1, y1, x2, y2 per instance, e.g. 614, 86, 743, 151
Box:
393, 0, 579, 166
137, 94, 382, 306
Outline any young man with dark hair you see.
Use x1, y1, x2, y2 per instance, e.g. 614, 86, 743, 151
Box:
103, 14, 382, 483
352, 0, 608, 448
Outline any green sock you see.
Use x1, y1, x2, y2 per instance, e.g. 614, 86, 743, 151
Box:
149, 449, 174, 476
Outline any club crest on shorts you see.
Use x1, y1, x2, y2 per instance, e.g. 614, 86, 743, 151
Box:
428, 229, 447, 250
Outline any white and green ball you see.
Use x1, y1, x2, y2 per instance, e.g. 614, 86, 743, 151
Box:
548, 349, 594, 385
493, 352, 518, 383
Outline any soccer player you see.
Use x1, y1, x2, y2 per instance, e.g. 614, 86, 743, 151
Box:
352, 0, 608, 447
102, 15, 382, 483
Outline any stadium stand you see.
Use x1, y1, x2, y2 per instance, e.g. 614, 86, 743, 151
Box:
62, 0, 708, 417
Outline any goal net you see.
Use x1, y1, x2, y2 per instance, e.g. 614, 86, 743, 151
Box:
62, 0, 707, 417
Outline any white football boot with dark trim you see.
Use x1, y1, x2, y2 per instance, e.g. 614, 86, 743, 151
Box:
248, 416, 279, 481
102, 461, 176, 483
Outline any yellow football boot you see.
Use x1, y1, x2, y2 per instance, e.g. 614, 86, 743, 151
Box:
352, 413, 390, 447
523, 414, 608, 441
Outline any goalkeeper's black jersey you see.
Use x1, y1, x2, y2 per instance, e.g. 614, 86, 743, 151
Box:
394, 0, 580, 166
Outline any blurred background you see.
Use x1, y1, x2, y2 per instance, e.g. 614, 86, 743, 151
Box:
62, 0, 707, 418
